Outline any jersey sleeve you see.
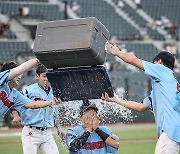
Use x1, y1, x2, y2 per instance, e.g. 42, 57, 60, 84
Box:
22, 88, 29, 97
0, 70, 10, 85
100, 126, 119, 153
142, 60, 166, 81
12, 90, 32, 113
173, 93, 180, 112
66, 128, 78, 147
142, 95, 153, 112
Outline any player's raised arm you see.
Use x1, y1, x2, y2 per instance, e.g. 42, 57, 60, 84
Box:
101, 92, 148, 112
108, 44, 144, 70
7, 58, 40, 81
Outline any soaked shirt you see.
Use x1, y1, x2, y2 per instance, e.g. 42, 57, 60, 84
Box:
66, 126, 118, 154
0, 70, 31, 117
142, 60, 180, 143
13, 83, 57, 128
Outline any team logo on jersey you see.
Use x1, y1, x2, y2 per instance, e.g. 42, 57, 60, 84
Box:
81, 141, 105, 150
0, 91, 14, 108
34, 97, 43, 101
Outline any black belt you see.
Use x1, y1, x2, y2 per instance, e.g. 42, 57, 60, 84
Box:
29, 126, 48, 131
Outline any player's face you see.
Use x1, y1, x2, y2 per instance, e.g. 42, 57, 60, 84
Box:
36, 72, 50, 90
9, 75, 22, 88
81, 108, 98, 121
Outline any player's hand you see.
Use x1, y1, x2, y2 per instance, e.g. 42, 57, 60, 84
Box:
92, 114, 99, 130
101, 92, 115, 102
82, 114, 93, 132
57, 129, 66, 144
51, 97, 62, 105
54, 116, 66, 144
11, 115, 22, 128
110, 134, 120, 141
105, 41, 113, 53
59, 131, 66, 144
111, 45, 122, 56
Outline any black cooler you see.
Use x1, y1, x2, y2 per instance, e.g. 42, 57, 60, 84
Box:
46, 66, 114, 101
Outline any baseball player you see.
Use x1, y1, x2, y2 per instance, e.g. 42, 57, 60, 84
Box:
66, 100, 120, 154
12, 64, 65, 154
102, 44, 180, 154
0, 59, 60, 117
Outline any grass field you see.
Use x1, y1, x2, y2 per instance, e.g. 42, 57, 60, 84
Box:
0, 123, 156, 154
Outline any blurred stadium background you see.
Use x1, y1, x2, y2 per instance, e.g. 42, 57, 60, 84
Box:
0, 0, 179, 130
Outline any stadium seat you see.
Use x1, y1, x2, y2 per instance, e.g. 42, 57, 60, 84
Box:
0, 41, 31, 61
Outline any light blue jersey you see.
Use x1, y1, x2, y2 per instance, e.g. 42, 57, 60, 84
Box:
13, 83, 56, 128
142, 60, 180, 143
0, 70, 31, 117
66, 126, 118, 154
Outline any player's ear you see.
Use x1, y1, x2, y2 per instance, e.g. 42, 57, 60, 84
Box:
158, 59, 163, 64
35, 74, 39, 79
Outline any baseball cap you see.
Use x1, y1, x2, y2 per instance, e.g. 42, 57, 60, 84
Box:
80, 100, 98, 117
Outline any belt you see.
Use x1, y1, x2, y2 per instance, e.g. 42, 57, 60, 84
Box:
29, 126, 48, 131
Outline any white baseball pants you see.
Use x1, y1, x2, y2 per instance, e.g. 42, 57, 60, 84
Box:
21, 126, 59, 154
155, 132, 180, 154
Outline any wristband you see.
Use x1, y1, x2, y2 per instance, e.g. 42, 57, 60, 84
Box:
83, 130, 91, 137
95, 127, 110, 141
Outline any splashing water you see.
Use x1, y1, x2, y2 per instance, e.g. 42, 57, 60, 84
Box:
56, 100, 133, 126
53, 99, 133, 146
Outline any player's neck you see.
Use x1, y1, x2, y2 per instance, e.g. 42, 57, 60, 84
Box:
38, 83, 50, 94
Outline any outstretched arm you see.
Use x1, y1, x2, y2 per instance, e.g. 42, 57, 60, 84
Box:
7, 58, 40, 81
25, 97, 62, 109
111, 45, 144, 70
101, 92, 148, 112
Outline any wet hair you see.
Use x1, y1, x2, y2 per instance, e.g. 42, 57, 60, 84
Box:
153, 51, 175, 70
36, 64, 47, 75
1, 61, 18, 72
